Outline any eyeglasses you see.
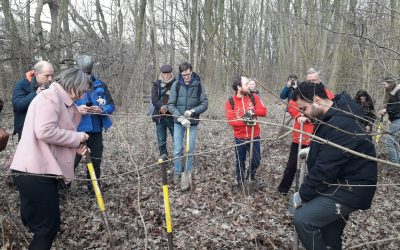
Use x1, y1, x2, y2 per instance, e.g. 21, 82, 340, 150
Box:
181, 73, 192, 77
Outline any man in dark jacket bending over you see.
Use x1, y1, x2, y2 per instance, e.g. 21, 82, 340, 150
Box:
291, 81, 377, 250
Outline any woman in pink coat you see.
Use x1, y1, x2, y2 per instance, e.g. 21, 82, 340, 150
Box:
10, 68, 90, 249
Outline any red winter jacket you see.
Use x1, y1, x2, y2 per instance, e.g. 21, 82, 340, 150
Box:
288, 89, 335, 145
225, 94, 267, 139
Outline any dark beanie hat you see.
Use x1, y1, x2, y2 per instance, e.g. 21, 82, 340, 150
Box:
160, 64, 173, 73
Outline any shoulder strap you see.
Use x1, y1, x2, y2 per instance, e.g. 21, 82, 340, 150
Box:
229, 97, 235, 110
175, 81, 180, 97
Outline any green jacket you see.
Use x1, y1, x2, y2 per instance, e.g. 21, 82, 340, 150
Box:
168, 72, 208, 125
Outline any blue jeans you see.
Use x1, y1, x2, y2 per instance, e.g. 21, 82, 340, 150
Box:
234, 137, 261, 183
173, 123, 198, 173
385, 119, 400, 163
155, 116, 174, 156
294, 196, 356, 250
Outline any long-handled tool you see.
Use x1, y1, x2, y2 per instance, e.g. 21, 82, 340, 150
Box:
181, 126, 191, 190
84, 150, 115, 248
245, 125, 256, 195
158, 155, 174, 249
292, 122, 303, 250
373, 115, 384, 143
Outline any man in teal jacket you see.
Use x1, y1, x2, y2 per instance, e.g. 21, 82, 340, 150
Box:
168, 62, 208, 188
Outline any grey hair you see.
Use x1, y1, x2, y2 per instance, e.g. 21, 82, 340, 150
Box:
306, 67, 320, 77
33, 61, 53, 73
76, 54, 94, 74
54, 68, 90, 96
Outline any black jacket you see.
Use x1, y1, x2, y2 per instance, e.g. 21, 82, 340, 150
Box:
12, 76, 38, 135
300, 92, 377, 210
386, 88, 400, 122
151, 77, 176, 123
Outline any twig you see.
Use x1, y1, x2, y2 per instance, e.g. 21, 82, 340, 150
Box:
347, 236, 400, 249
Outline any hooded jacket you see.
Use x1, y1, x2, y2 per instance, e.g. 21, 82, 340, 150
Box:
75, 75, 115, 132
12, 71, 38, 135
300, 92, 377, 210
167, 72, 208, 126
225, 94, 267, 139
386, 84, 400, 122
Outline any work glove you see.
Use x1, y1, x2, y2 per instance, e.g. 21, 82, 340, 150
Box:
292, 192, 302, 209
298, 147, 310, 157
177, 116, 191, 128
242, 110, 256, 126
184, 109, 195, 118
288, 191, 303, 215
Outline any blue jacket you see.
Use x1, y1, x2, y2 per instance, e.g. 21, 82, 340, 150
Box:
167, 72, 208, 125
75, 76, 115, 132
301, 92, 377, 210
279, 86, 295, 100
12, 74, 38, 135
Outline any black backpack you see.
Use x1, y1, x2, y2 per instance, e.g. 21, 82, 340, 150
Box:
228, 93, 256, 110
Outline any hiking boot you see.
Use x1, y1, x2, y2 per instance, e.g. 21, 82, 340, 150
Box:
231, 184, 243, 193
181, 172, 192, 191
173, 174, 181, 185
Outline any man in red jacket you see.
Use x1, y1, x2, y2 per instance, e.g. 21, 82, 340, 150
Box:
225, 76, 267, 192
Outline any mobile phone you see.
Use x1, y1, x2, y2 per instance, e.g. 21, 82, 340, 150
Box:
86, 101, 93, 107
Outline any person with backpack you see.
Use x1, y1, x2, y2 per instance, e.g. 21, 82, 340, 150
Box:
225, 76, 267, 193
167, 62, 208, 187
150, 64, 177, 157
73, 54, 115, 193
12, 61, 54, 140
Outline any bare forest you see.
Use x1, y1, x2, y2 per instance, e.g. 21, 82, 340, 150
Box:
1, 0, 400, 249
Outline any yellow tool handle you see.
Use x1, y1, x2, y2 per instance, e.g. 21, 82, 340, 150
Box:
87, 162, 106, 211
163, 185, 172, 233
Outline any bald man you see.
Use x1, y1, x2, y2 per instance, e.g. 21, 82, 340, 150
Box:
12, 61, 54, 140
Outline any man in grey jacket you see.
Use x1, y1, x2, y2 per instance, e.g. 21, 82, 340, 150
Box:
168, 62, 208, 188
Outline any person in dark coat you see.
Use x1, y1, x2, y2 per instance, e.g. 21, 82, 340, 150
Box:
291, 81, 377, 250
378, 76, 400, 163
73, 54, 115, 193
151, 64, 177, 156
12, 61, 54, 140
354, 90, 376, 132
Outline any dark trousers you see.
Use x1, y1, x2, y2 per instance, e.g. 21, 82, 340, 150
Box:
278, 142, 307, 193
74, 132, 103, 188
11, 170, 60, 250
155, 116, 174, 156
294, 196, 356, 250
234, 137, 261, 183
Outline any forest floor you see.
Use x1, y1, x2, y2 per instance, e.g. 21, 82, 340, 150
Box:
1, 98, 400, 249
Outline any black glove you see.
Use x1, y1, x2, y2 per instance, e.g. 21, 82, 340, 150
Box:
242, 110, 256, 126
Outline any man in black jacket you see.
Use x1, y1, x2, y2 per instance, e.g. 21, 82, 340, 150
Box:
291, 82, 377, 250
12, 61, 54, 140
151, 64, 177, 157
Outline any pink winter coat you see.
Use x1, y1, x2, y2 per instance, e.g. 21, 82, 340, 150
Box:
10, 82, 85, 183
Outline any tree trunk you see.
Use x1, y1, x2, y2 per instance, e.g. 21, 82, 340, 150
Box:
47, 0, 61, 68
149, 0, 159, 78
